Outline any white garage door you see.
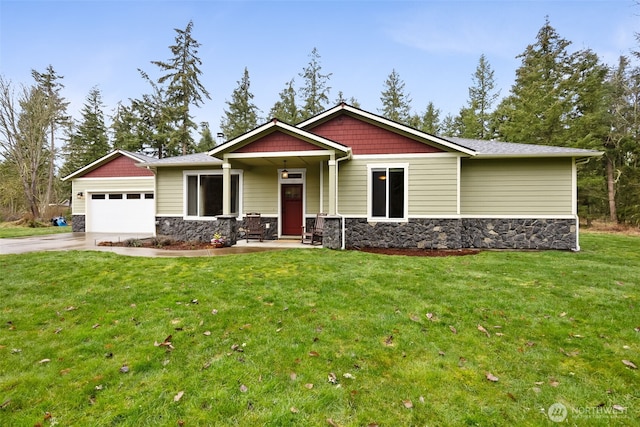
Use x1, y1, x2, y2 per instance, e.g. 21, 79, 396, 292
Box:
87, 192, 155, 233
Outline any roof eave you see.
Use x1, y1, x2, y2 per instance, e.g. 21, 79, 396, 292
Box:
471, 151, 604, 159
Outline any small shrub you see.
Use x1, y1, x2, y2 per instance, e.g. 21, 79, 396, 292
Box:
123, 238, 142, 247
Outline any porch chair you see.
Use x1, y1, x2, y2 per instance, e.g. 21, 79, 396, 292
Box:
301, 213, 327, 245
245, 213, 265, 242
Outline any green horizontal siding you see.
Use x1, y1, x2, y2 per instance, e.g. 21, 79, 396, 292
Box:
408, 157, 458, 215
337, 157, 459, 216
460, 158, 573, 215
243, 167, 278, 214
156, 168, 183, 216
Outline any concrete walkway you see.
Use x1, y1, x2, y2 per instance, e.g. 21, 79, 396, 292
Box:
0, 233, 317, 257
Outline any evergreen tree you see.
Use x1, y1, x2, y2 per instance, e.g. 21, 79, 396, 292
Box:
61, 87, 110, 177
111, 101, 143, 153
132, 70, 180, 158
299, 48, 332, 120
419, 102, 441, 134
220, 67, 260, 140
335, 91, 360, 108
494, 18, 574, 146
151, 20, 211, 155
196, 121, 215, 151
31, 65, 69, 206
459, 55, 499, 139
379, 69, 412, 124
269, 79, 300, 123
439, 114, 457, 137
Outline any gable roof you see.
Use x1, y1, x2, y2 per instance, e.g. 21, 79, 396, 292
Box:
61, 149, 157, 181
299, 104, 478, 156
209, 119, 351, 158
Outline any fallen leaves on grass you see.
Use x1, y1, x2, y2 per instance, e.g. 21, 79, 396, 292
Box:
173, 391, 184, 402
305, 383, 314, 389
426, 312, 437, 321
308, 351, 320, 357
290, 406, 299, 413
239, 384, 248, 393
560, 348, 580, 357
328, 372, 338, 384
613, 405, 626, 412
485, 372, 499, 382
38, 359, 51, 364
119, 365, 129, 374
622, 359, 637, 369
402, 399, 413, 408
154, 335, 174, 351
0, 399, 11, 409
477, 324, 490, 337
449, 325, 457, 334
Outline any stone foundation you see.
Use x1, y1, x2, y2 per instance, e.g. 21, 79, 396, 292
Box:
462, 218, 576, 250
71, 215, 85, 232
156, 216, 278, 243
345, 218, 577, 251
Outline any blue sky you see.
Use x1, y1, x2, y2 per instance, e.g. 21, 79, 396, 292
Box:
1, 0, 639, 138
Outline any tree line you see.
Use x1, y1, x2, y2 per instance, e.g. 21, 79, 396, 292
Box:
1, 18, 639, 226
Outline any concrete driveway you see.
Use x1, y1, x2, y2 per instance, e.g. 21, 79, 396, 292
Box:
0, 233, 312, 257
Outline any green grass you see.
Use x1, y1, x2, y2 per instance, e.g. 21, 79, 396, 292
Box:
0, 233, 638, 426
0, 223, 71, 238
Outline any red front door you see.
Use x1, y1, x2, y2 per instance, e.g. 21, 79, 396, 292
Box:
281, 184, 303, 236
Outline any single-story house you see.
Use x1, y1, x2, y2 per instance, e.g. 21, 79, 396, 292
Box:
63, 103, 602, 250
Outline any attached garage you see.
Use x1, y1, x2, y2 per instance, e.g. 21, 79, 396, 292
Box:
62, 150, 158, 234
86, 192, 155, 233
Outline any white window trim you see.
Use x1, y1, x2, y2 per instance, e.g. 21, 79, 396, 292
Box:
183, 169, 243, 220
367, 163, 409, 222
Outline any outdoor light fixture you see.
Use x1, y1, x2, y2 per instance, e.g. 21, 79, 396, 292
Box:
281, 160, 289, 179
77, 192, 84, 199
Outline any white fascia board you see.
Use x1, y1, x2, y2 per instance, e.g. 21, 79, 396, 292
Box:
225, 150, 337, 159
353, 152, 462, 160
471, 151, 604, 159
208, 120, 349, 157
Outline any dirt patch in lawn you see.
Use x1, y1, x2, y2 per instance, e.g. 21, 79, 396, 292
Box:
352, 247, 480, 257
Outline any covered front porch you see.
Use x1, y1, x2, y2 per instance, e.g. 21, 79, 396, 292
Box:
207, 118, 351, 248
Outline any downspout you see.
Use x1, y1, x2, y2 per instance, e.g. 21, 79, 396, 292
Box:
335, 150, 352, 250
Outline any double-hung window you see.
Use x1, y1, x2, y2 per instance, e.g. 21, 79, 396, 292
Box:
185, 172, 240, 218
369, 164, 408, 220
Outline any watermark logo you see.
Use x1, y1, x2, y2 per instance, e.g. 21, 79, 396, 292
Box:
548, 402, 628, 422
548, 402, 568, 422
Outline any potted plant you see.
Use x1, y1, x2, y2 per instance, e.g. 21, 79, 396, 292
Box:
211, 233, 226, 248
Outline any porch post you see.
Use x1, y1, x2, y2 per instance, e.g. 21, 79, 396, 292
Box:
328, 154, 336, 215
222, 160, 231, 215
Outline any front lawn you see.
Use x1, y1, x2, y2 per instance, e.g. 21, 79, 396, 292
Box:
0, 233, 638, 426
0, 223, 71, 238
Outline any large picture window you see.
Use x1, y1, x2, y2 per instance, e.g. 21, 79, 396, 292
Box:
185, 172, 239, 218
370, 165, 407, 220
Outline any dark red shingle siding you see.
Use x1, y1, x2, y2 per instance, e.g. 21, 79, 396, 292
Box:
308, 115, 442, 155
83, 155, 154, 177
235, 131, 323, 153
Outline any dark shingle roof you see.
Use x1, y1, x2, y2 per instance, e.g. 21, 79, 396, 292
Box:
446, 137, 601, 158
